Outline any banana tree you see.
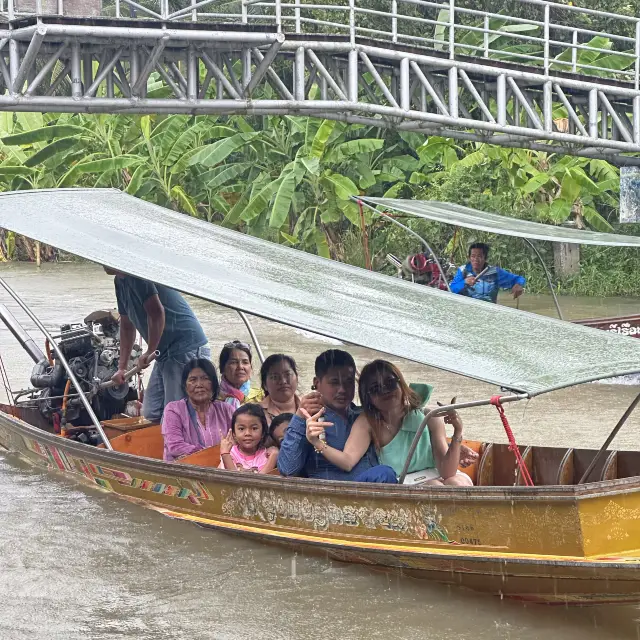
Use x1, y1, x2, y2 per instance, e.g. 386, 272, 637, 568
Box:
183, 112, 402, 258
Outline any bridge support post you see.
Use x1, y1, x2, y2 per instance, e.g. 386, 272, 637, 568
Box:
588, 89, 598, 138
348, 49, 358, 102
496, 75, 506, 125
294, 47, 305, 100
400, 57, 409, 110
241, 48, 251, 92
70, 42, 81, 98
553, 243, 580, 279
448, 67, 457, 118
543, 81, 552, 133
187, 45, 198, 100
620, 166, 640, 223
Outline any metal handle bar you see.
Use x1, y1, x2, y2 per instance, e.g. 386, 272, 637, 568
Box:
98, 350, 159, 390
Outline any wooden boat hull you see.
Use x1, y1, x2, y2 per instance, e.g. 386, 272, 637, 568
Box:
575, 314, 640, 338
1, 408, 640, 605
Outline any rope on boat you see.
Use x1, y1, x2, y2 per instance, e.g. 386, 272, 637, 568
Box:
490, 395, 534, 487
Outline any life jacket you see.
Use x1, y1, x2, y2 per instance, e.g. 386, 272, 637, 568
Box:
462, 265, 499, 303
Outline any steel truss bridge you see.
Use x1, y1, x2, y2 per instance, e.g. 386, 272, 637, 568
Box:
1, 0, 640, 163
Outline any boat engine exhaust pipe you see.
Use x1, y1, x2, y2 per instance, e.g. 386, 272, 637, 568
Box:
0, 303, 45, 363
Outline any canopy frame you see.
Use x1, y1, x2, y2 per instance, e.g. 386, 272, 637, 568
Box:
237, 310, 265, 364
369, 206, 452, 294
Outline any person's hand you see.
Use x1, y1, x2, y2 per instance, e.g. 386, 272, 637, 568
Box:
297, 392, 323, 419
220, 430, 235, 455
137, 351, 155, 370
111, 368, 126, 386
464, 275, 477, 287
459, 444, 479, 468
442, 407, 463, 435
302, 407, 334, 447
512, 283, 524, 299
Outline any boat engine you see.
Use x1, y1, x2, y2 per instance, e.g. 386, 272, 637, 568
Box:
387, 252, 456, 290
29, 310, 142, 429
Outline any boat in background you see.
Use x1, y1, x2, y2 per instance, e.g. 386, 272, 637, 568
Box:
360, 197, 640, 338
578, 313, 640, 337
1, 189, 640, 605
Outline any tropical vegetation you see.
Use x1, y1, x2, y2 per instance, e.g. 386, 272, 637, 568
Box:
0, 107, 637, 296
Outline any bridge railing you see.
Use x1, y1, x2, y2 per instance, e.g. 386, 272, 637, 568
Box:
2, 0, 639, 86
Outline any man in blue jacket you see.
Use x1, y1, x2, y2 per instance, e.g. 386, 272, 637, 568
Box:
450, 242, 525, 303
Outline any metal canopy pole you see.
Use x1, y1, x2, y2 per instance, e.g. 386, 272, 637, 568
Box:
578, 390, 640, 484
398, 393, 527, 484
237, 310, 265, 364
522, 238, 564, 321
0, 277, 113, 450
356, 198, 452, 293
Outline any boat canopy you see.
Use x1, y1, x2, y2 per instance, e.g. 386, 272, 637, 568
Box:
359, 197, 640, 247
1, 188, 640, 397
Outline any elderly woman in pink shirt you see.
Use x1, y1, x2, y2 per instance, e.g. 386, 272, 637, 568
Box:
161, 358, 234, 462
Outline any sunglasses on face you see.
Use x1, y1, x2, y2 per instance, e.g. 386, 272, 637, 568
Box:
368, 376, 399, 397
224, 341, 252, 352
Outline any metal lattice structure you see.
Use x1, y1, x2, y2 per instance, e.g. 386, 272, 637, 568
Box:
1, 0, 640, 162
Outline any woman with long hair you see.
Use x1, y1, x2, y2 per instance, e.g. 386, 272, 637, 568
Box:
304, 359, 472, 485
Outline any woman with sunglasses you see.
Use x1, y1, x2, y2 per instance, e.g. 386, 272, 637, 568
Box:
218, 340, 264, 409
304, 359, 473, 486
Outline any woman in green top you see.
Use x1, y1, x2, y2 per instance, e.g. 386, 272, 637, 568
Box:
304, 359, 473, 485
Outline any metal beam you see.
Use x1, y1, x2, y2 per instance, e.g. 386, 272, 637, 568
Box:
199, 49, 241, 100
12, 26, 46, 95
307, 49, 347, 101
84, 47, 125, 98
244, 36, 283, 97
25, 41, 68, 97
45, 61, 70, 97
252, 47, 294, 100
155, 62, 186, 99
132, 39, 167, 97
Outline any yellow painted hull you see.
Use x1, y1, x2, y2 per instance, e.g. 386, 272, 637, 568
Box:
1, 409, 639, 605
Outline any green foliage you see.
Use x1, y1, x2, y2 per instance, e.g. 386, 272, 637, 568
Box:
0, 108, 637, 297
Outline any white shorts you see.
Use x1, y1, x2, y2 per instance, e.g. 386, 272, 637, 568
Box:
402, 469, 469, 485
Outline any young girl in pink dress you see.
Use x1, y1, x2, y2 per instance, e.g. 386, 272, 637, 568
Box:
219, 404, 279, 473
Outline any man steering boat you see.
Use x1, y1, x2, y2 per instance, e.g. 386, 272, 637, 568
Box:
450, 242, 525, 303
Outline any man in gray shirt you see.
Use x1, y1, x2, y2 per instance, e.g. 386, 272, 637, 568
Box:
106, 269, 209, 422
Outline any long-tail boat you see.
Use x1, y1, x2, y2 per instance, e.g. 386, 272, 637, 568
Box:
1, 189, 640, 605
357, 196, 640, 338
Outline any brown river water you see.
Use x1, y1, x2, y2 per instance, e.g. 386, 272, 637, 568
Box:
1, 262, 640, 639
